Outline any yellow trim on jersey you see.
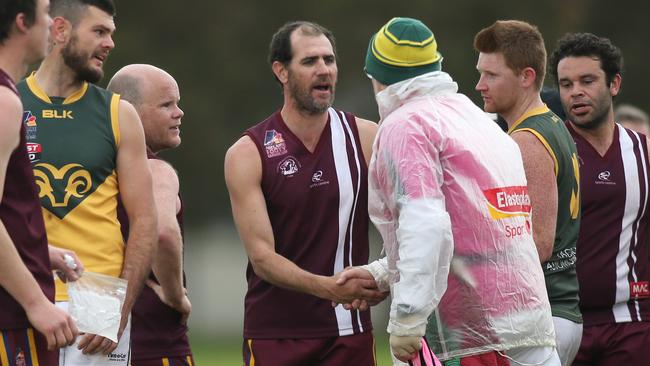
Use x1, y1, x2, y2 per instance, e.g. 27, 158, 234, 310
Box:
0, 332, 9, 366
247, 339, 256, 366
372, 335, 377, 366
25, 73, 89, 105
516, 128, 560, 177
27, 328, 40, 366
63, 82, 88, 105
187, 355, 194, 366
508, 105, 551, 134
48, 171, 124, 301
570, 153, 580, 219
26, 73, 52, 104
110, 94, 121, 147
162, 358, 170, 366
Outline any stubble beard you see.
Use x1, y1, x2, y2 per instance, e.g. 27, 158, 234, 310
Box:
288, 76, 335, 116
61, 34, 103, 84
566, 96, 612, 131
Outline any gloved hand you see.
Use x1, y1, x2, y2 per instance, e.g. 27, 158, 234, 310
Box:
390, 334, 422, 362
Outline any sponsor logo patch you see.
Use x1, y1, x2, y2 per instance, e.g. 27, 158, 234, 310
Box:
42, 109, 73, 119
310, 170, 330, 188
26, 142, 42, 163
596, 170, 616, 185
15, 348, 25, 366
23, 111, 37, 140
264, 130, 287, 158
277, 156, 300, 176
631, 281, 650, 299
482, 185, 531, 220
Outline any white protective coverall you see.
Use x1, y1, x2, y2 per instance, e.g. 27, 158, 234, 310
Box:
365, 71, 555, 360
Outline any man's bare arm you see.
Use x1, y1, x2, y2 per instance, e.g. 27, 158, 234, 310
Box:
116, 100, 157, 323
148, 159, 190, 318
225, 136, 383, 304
511, 130, 557, 262
78, 100, 157, 355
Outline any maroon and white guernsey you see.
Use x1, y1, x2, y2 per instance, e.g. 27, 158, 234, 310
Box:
568, 122, 650, 326
243, 108, 372, 339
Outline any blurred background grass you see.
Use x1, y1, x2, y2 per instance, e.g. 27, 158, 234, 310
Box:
190, 334, 394, 365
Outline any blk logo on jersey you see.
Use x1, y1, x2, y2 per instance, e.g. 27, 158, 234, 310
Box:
278, 156, 300, 176
26, 142, 42, 163
310, 170, 330, 188
596, 170, 616, 185
631, 281, 650, 299
42, 109, 73, 119
23, 110, 38, 140
264, 130, 287, 158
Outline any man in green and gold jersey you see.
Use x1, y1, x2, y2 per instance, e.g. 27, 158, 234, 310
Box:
17, 1, 157, 365
474, 20, 582, 366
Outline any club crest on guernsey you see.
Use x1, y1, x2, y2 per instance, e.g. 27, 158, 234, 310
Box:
264, 130, 287, 158
278, 156, 300, 176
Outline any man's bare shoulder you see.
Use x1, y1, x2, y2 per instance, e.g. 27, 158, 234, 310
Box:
355, 117, 379, 134
148, 159, 178, 182
226, 135, 259, 163
0, 87, 23, 144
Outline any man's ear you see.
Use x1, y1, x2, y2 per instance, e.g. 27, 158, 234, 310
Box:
609, 73, 622, 97
51, 17, 71, 45
521, 67, 537, 89
272, 61, 289, 84
14, 12, 31, 34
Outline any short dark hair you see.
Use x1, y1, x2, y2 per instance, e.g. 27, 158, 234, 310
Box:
549, 32, 623, 86
51, 0, 115, 26
0, 0, 38, 44
268, 20, 336, 67
474, 20, 547, 90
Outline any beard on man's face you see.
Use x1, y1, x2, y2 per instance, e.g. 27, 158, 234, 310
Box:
61, 35, 103, 83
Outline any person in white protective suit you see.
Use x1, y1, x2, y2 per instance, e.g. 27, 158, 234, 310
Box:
337, 17, 560, 366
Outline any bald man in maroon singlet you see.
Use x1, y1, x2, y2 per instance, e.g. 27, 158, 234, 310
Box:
0, 1, 79, 365
225, 21, 385, 366
550, 33, 650, 366
109, 64, 194, 366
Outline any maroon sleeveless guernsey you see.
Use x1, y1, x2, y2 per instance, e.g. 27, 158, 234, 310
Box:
116, 151, 191, 359
243, 108, 372, 338
568, 122, 650, 326
0, 68, 54, 329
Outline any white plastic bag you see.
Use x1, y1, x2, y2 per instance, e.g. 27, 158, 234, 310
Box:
67, 272, 128, 342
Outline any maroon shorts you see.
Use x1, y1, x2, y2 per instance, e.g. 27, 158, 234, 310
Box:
243, 332, 376, 366
0, 328, 57, 366
573, 321, 650, 366
131, 355, 195, 366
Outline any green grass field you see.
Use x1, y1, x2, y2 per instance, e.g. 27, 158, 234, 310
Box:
190, 335, 394, 365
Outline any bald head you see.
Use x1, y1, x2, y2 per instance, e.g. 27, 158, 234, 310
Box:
108, 64, 172, 106
108, 64, 184, 152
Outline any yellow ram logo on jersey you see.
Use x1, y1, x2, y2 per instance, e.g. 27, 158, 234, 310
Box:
33, 163, 92, 207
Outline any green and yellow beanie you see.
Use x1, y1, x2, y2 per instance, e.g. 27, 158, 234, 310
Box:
365, 17, 443, 86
